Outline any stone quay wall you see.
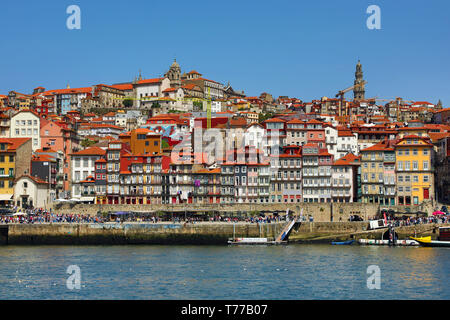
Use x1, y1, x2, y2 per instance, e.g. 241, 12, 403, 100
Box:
1, 221, 447, 245
52, 202, 386, 222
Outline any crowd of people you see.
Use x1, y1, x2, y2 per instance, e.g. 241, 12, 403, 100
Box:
0, 210, 291, 224
0, 207, 448, 225
386, 215, 449, 227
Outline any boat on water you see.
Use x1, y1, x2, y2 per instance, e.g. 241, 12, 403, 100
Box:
410, 228, 450, 247
358, 239, 419, 246
227, 237, 287, 245
331, 240, 355, 245
410, 237, 450, 247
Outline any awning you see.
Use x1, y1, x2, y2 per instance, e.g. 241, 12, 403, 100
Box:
0, 194, 13, 201
80, 197, 95, 202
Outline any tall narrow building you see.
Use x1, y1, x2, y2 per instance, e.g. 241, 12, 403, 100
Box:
353, 60, 365, 101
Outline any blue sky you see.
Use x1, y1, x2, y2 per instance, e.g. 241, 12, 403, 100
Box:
1, 0, 449, 105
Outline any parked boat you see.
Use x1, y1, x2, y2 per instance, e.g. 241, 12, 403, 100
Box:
227, 238, 287, 245
410, 237, 450, 247
358, 239, 419, 246
410, 227, 450, 247
331, 240, 355, 245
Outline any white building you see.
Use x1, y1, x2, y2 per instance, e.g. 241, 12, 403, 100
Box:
77, 124, 124, 139
325, 126, 359, 160
331, 153, 359, 203
245, 123, 266, 152
14, 175, 55, 209
115, 110, 127, 127
70, 147, 106, 199
10, 110, 41, 151
135, 77, 171, 108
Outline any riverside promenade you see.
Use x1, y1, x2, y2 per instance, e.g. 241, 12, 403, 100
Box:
1, 220, 448, 245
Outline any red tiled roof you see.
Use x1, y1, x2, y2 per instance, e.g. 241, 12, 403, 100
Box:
137, 78, 164, 85
0, 138, 31, 151
71, 147, 106, 156
264, 118, 286, 123
334, 153, 360, 166
110, 83, 133, 91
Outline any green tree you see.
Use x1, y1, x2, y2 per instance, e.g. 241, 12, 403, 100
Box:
81, 138, 96, 148
193, 100, 203, 111
123, 98, 133, 108
258, 112, 274, 123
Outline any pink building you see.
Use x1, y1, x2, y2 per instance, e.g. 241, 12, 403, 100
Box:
40, 120, 79, 197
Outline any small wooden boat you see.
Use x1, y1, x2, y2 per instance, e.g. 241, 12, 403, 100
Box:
331, 240, 355, 245
410, 236, 450, 248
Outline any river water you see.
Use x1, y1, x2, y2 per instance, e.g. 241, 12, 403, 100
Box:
0, 244, 448, 300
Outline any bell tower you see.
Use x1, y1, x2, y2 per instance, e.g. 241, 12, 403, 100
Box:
353, 60, 365, 101
165, 59, 181, 88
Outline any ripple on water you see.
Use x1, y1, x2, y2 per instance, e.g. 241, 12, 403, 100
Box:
0, 244, 449, 300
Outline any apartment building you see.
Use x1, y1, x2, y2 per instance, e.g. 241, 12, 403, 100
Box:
361, 140, 396, 205
10, 110, 41, 151
0, 138, 32, 206
331, 153, 360, 203
270, 145, 302, 203
302, 143, 333, 203
394, 135, 434, 206
70, 147, 106, 200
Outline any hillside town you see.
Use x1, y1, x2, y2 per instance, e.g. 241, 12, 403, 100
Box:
1, 60, 449, 211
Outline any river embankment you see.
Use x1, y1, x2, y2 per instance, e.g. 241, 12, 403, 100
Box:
0, 221, 447, 245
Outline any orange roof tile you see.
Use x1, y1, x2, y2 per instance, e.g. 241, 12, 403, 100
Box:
71, 147, 106, 156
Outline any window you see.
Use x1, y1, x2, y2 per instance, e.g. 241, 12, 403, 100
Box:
405, 161, 410, 171
423, 175, 429, 183
423, 161, 429, 170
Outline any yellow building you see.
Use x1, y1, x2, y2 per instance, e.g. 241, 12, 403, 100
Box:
0, 138, 32, 206
394, 135, 434, 206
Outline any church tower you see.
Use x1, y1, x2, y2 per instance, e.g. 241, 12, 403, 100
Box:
165, 59, 181, 88
353, 60, 365, 101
